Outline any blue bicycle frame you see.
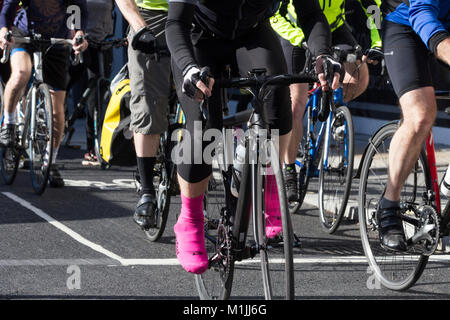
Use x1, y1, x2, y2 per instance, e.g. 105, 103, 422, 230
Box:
295, 86, 349, 177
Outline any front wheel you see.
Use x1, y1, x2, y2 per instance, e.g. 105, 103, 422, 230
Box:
358, 122, 430, 290
318, 105, 354, 234
257, 139, 294, 300
27, 83, 53, 195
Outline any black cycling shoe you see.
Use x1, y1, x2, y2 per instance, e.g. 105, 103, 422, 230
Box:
377, 205, 407, 252
133, 194, 157, 230
0, 124, 17, 148
48, 165, 65, 188
284, 167, 298, 202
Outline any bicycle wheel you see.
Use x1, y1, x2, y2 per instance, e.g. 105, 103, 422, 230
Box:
257, 139, 294, 299
145, 132, 172, 242
0, 82, 20, 185
358, 122, 430, 290
27, 83, 53, 195
195, 149, 234, 300
319, 105, 354, 233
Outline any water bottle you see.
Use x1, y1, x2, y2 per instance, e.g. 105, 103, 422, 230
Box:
441, 164, 450, 197
231, 142, 246, 198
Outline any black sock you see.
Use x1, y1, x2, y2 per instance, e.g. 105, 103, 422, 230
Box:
137, 157, 156, 196
380, 197, 400, 209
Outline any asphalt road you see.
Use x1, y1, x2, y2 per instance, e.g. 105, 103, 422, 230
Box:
0, 122, 449, 301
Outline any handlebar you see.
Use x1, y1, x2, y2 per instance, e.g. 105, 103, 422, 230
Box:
1, 31, 84, 65
214, 73, 318, 89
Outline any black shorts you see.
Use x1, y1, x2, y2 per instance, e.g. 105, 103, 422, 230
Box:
11, 27, 70, 91
381, 20, 434, 98
173, 21, 291, 183
279, 24, 358, 74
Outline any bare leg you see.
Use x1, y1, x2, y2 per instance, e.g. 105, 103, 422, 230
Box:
384, 86, 437, 201
4, 51, 32, 114
50, 90, 66, 149
341, 61, 369, 103
284, 83, 309, 165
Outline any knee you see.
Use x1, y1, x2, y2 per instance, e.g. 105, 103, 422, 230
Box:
291, 102, 305, 121
7, 68, 30, 90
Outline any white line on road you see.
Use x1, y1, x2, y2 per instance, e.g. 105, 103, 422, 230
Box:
2, 192, 450, 269
2, 192, 126, 265
0, 255, 450, 267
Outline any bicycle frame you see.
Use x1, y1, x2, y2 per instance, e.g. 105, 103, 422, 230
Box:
425, 132, 442, 214
296, 86, 348, 176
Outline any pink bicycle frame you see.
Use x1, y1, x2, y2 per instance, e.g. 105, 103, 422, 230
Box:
425, 131, 441, 214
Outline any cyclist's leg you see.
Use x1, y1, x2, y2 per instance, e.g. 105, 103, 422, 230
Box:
128, 9, 171, 228
171, 31, 231, 274
386, 87, 437, 201
331, 24, 369, 102
377, 20, 436, 250
0, 48, 32, 147
277, 35, 309, 200
235, 21, 292, 157
235, 21, 292, 235
42, 45, 71, 187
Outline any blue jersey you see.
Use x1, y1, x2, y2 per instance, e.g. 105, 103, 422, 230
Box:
0, 0, 88, 38
385, 0, 450, 50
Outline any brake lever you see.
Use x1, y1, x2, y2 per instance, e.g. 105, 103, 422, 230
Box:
1, 31, 13, 64
199, 67, 211, 121
73, 35, 84, 65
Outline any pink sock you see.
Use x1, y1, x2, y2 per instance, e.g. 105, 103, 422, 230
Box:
174, 193, 208, 274
265, 174, 282, 239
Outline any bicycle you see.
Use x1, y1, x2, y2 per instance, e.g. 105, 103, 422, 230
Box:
134, 90, 183, 242
0, 32, 81, 194
288, 44, 358, 234
357, 91, 450, 290
193, 68, 317, 300
64, 37, 128, 165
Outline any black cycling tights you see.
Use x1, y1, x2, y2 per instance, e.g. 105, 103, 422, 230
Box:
173, 21, 292, 184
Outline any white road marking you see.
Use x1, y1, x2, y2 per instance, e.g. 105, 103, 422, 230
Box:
0, 255, 450, 267
2, 192, 126, 265
2, 192, 449, 268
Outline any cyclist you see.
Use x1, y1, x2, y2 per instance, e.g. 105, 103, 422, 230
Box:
271, 0, 382, 201
0, 0, 88, 187
66, 0, 115, 166
166, 0, 342, 274
114, 0, 172, 230
376, 0, 450, 251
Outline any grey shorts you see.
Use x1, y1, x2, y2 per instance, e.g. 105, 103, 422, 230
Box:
127, 9, 171, 135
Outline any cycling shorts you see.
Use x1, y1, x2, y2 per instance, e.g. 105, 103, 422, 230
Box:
381, 20, 434, 98
10, 27, 70, 91
173, 20, 291, 183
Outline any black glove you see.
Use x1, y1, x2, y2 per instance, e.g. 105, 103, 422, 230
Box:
315, 55, 344, 85
131, 26, 157, 54
182, 66, 211, 99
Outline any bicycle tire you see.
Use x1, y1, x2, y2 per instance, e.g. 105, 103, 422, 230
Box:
0, 81, 20, 185
318, 105, 354, 233
358, 122, 430, 291
257, 139, 294, 299
28, 83, 53, 195
195, 155, 234, 300
145, 133, 172, 242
